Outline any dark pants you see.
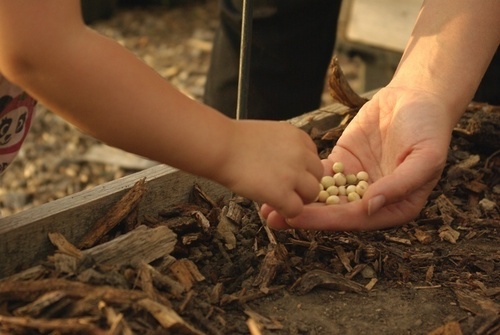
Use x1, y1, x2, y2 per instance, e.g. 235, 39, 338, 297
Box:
474, 47, 500, 105
204, 0, 342, 120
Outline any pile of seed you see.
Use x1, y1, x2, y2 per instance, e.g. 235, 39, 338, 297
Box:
317, 162, 369, 205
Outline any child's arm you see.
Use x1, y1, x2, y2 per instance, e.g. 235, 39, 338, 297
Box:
0, 0, 323, 218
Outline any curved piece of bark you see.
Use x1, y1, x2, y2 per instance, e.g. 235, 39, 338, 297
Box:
293, 269, 367, 295
78, 178, 147, 249
328, 56, 369, 109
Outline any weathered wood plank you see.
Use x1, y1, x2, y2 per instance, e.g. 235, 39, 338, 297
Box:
84, 225, 177, 266
0, 164, 230, 278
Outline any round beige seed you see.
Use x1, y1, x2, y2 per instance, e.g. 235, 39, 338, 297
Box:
326, 195, 341, 205
315, 183, 323, 201
332, 162, 344, 174
333, 172, 347, 186
346, 185, 357, 195
356, 171, 369, 182
318, 190, 330, 202
337, 185, 346, 196
356, 180, 369, 197
321, 176, 335, 189
346, 174, 358, 185
347, 192, 361, 202
326, 185, 339, 196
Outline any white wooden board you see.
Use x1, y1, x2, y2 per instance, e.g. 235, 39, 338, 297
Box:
344, 0, 423, 52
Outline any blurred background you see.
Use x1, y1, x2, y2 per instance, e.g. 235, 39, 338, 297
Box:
81, 0, 422, 93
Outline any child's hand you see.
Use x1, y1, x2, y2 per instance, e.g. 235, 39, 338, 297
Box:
213, 120, 323, 219
261, 87, 456, 230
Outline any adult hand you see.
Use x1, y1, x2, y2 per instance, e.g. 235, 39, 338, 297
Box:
261, 86, 457, 230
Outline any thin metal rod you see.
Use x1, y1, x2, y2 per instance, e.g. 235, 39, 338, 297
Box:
236, 0, 253, 120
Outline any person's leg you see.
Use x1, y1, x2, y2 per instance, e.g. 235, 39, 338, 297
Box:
204, 0, 342, 120
474, 47, 500, 105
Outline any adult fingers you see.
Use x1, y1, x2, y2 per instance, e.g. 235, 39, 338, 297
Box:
360, 148, 443, 217
265, 200, 414, 231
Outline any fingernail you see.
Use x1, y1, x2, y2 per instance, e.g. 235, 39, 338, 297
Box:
285, 217, 297, 228
368, 195, 386, 216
